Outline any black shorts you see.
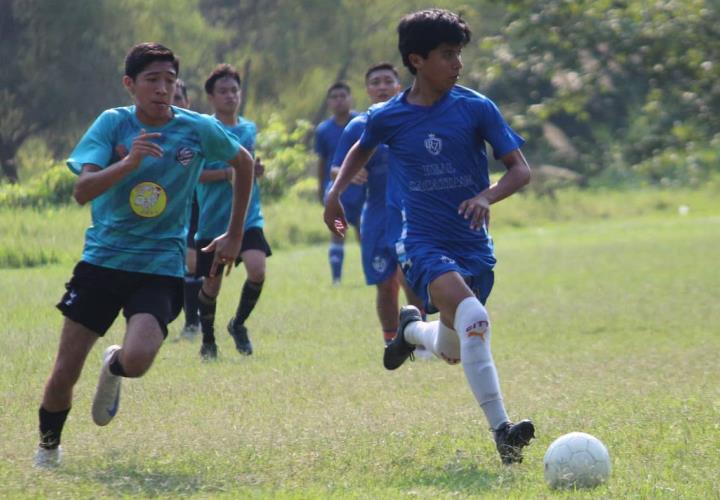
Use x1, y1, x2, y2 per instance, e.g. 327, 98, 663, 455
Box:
196, 227, 272, 278
186, 195, 199, 249
56, 261, 183, 338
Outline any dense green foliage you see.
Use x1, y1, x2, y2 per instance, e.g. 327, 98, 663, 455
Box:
1, 0, 718, 189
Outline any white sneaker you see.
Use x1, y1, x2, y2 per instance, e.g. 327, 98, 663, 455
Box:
91, 345, 122, 426
33, 446, 62, 468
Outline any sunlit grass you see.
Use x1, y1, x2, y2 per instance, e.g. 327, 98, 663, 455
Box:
1, 203, 718, 497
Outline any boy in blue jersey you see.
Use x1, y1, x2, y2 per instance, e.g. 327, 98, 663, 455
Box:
324, 10, 535, 464
331, 63, 425, 346
172, 79, 202, 342
33, 43, 254, 468
314, 82, 363, 284
194, 64, 271, 360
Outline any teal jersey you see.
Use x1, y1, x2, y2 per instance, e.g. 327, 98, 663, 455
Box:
195, 116, 264, 241
67, 105, 241, 277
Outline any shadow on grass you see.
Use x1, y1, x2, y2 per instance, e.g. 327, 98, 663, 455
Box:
396, 460, 508, 494
58, 459, 223, 496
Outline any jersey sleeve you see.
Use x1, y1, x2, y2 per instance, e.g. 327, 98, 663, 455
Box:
331, 117, 364, 168
66, 110, 118, 175
475, 98, 525, 159
358, 106, 385, 151
198, 115, 242, 164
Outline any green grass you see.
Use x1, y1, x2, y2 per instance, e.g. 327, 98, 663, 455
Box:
0, 193, 718, 497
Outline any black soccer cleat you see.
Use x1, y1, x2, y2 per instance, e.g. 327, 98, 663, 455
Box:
200, 342, 218, 360
383, 305, 421, 370
494, 419, 535, 465
227, 319, 253, 355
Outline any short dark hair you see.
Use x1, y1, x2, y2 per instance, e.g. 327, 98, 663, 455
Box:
365, 62, 400, 82
125, 42, 179, 80
397, 9, 471, 74
327, 82, 351, 96
175, 78, 188, 99
204, 63, 241, 94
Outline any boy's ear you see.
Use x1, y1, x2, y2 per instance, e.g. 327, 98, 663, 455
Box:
122, 75, 134, 94
408, 53, 424, 72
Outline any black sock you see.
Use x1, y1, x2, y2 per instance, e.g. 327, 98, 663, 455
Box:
183, 276, 202, 326
234, 280, 264, 326
39, 406, 70, 449
198, 288, 217, 344
109, 354, 127, 377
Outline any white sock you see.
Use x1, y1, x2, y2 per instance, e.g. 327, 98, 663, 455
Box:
454, 296, 509, 430
404, 320, 437, 350
435, 321, 460, 364
404, 320, 460, 364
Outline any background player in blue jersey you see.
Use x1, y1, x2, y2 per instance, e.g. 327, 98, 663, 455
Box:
331, 62, 425, 346
171, 79, 202, 342
324, 9, 535, 465
314, 82, 363, 284
33, 43, 254, 468
194, 64, 272, 360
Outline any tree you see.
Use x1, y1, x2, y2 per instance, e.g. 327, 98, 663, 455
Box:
0, 0, 134, 182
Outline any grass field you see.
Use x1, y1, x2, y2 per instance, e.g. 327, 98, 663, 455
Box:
0, 195, 719, 497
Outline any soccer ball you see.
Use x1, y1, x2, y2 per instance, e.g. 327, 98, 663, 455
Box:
543, 432, 611, 489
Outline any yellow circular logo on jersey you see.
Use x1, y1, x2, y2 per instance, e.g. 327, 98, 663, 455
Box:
130, 182, 167, 218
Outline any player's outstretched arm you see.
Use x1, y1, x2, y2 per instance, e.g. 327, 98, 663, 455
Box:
203, 146, 254, 277
73, 130, 163, 205
458, 149, 531, 231
323, 141, 374, 237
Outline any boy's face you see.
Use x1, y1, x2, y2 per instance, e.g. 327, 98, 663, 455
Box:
365, 69, 401, 104
327, 88, 352, 116
412, 43, 463, 91
123, 61, 177, 121
207, 76, 241, 115
173, 87, 190, 109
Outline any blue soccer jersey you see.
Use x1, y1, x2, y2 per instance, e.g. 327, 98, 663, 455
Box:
315, 114, 365, 219
195, 117, 264, 242
359, 86, 524, 306
67, 105, 241, 278
332, 113, 397, 284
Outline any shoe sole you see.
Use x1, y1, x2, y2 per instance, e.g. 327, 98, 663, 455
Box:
91, 346, 122, 426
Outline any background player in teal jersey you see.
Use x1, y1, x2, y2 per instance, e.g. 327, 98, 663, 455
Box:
194, 63, 271, 360
324, 10, 535, 465
330, 63, 426, 346
171, 79, 203, 342
34, 43, 254, 468
315, 82, 362, 285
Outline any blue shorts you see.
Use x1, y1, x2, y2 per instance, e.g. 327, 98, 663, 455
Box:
385, 203, 404, 248
360, 205, 398, 285
397, 240, 496, 314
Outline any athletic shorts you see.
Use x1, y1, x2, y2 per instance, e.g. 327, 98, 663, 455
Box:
186, 195, 199, 249
56, 261, 183, 337
360, 206, 398, 285
397, 241, 496, 314
196, 226, 272, 278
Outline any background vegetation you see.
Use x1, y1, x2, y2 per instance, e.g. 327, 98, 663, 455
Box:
1, 0, 718, 194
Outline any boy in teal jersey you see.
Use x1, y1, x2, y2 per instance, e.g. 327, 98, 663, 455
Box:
194, 64, 271, 360
324, 10, 535, 465
34, 43, 254, 469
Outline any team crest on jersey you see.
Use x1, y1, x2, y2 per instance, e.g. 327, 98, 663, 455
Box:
176, 147, 195, 167
372, 256, 388, 273
130, 182, 167, 218
424, 133, 442, 156
439, 255, 456, 265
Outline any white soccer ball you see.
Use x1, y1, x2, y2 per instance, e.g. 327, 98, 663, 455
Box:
543, 432, 611, 489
